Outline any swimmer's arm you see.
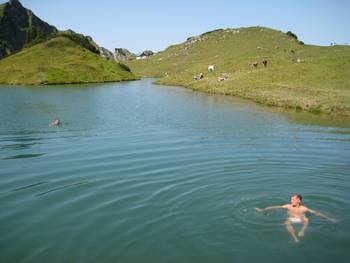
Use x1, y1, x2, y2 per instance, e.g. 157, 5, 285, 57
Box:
255, 205, 287, 212
306, 207, 336, 222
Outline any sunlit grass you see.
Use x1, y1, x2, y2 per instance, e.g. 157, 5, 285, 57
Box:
128, 27, 350, 117
0, 36, 137, 85
0, 3, 5, 17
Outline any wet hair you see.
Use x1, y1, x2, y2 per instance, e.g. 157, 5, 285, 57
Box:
293, 194, 302, 201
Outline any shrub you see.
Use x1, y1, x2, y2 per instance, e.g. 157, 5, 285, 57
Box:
286, 31, 298, 40
286, 31, 304, 45
119, 63, 131, 72
59, 30, 100, 54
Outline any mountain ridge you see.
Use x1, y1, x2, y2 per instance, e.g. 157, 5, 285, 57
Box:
0, 0, 58, 58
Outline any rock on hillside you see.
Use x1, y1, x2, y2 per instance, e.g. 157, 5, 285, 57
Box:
99, 47, 136, 62
140, 50, 154, 57
99, 46, 114, 60
0, 0, 57, 58
114, 48, 136, 61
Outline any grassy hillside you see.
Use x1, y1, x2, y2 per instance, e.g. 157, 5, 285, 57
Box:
128, 27, 350, 117
0, 3, 5, 17
0, 36, 137, 85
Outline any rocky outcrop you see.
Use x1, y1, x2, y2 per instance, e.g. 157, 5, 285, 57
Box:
114, 48, 136, 61
0, 0, 58, 59
140, 50, 154, 57
99, 46, 114, 60
97, 47, 136, 62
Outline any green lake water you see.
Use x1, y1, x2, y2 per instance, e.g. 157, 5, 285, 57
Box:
0, 79, 349, 263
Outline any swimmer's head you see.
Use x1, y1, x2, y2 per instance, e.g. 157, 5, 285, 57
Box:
291, 194, 302, 206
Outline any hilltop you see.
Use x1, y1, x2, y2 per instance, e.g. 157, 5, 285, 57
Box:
128, 27, 350, 117
0, 0, 137, 85
0, 36, 137, 85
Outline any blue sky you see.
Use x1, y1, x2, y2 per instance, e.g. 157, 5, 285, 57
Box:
2, 0, 350, 53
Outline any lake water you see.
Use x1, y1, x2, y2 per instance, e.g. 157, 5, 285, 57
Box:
0, 79, 349, 263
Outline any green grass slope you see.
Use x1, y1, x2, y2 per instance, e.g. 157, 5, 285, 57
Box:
0, 3, 5, 17
128, 27, 350, 117
0, 36, 137, 85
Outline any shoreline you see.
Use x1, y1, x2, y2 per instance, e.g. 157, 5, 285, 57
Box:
154, 77, 350, 119
0, 77, 140, 87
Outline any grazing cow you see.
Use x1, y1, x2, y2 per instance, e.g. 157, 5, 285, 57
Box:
249, 61, 258, 68
217, 73, 229, 82
262, 59, 268, 67
193, 72, 204, 80
208, 65, 215, 72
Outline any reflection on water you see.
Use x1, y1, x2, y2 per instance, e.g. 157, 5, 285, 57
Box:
2, 153, 46, 160
0, 79, 349, 263
1, 142, 38, 151
11, 181, 48, 192
289, 115, 350, 128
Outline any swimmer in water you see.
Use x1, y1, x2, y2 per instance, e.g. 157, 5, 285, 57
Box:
255, 194, 335, 243
50, 118, 61, 126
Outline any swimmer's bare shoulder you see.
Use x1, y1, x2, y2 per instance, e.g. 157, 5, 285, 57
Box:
299, 205, 309, 212
282, 204, 291, 209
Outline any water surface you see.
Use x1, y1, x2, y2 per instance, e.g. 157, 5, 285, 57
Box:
0, 79, 349, 263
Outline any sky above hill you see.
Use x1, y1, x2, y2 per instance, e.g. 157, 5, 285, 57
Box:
2, 0, 350, 53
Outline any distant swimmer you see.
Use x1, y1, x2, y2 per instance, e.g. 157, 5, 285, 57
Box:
255, 194, 335, 243
50, 118, 61, 127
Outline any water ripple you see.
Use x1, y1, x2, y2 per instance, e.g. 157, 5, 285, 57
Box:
35, 181, 90, 196
0, 79, 349, 263
2, 153, 46, 160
